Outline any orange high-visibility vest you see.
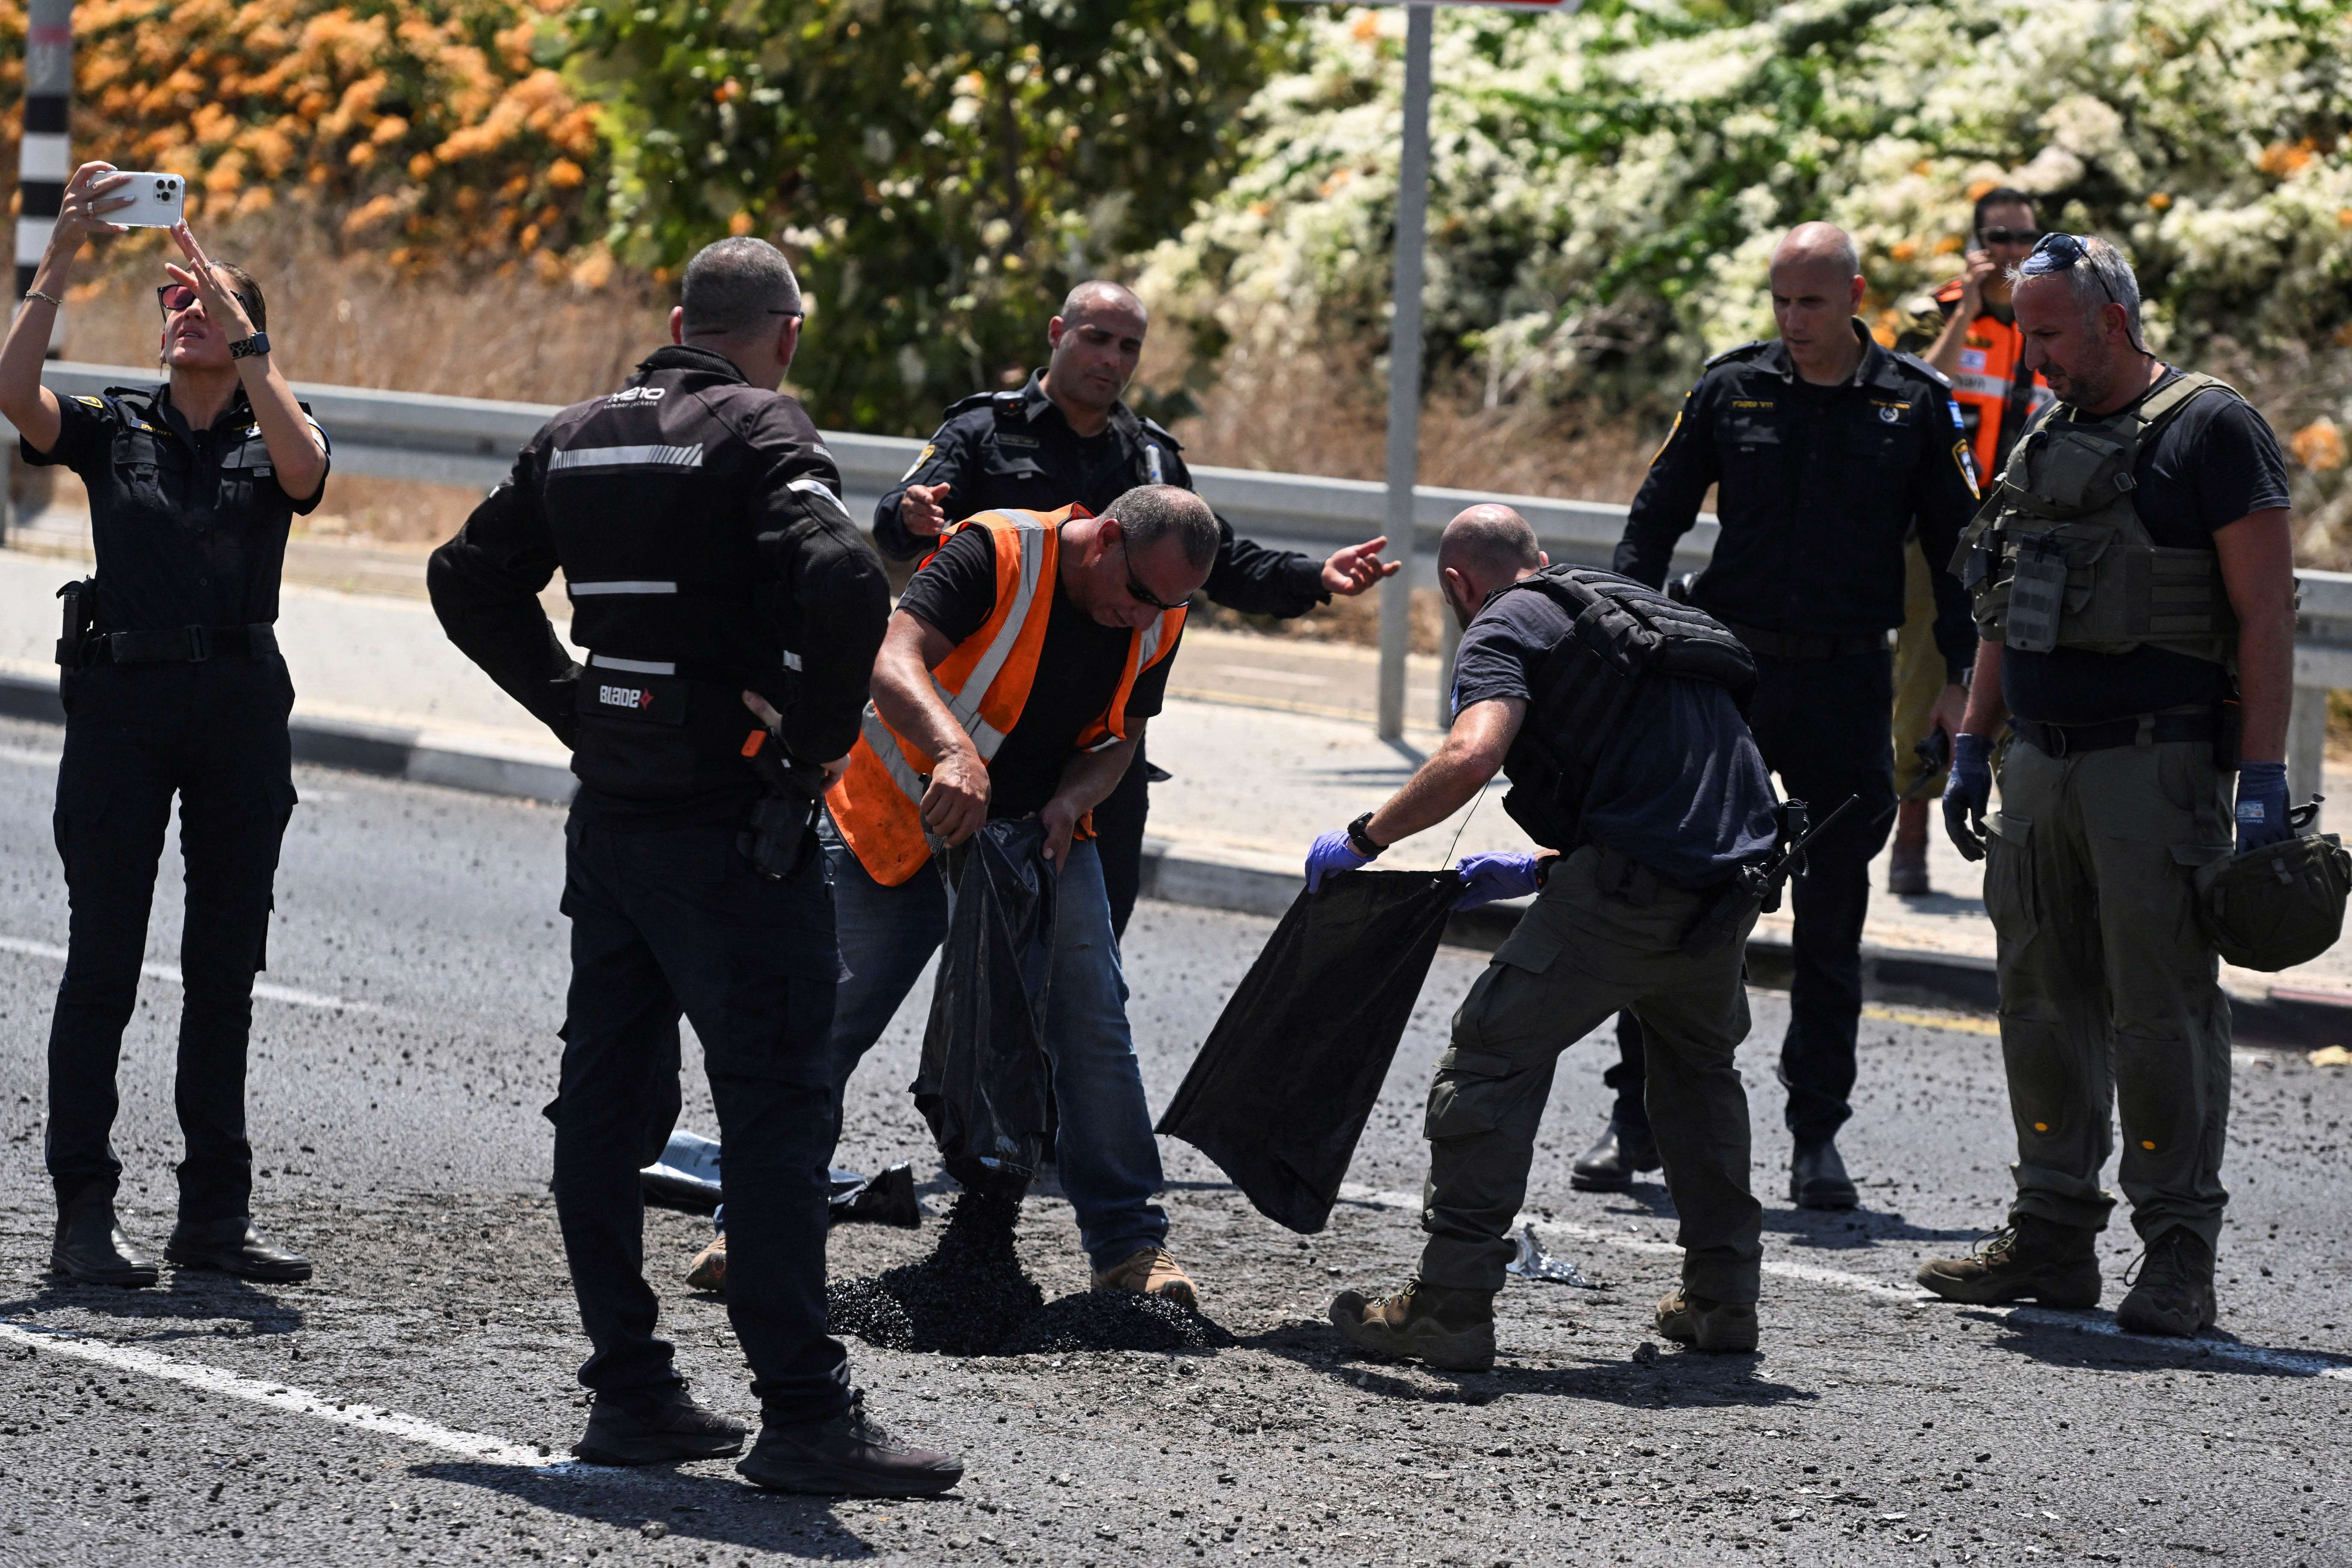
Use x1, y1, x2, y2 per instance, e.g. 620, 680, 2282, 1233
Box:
826, 505, 1187, 887
1932, 278, 2053, 477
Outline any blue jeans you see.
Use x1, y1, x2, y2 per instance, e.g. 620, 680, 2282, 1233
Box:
826, 827, 1168, 1274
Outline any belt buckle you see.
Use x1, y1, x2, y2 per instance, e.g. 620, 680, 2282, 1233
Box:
186, 625, 210, 662
2042, 722, 2069, 758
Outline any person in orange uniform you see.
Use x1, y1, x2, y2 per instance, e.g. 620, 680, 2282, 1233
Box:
1885, 188, 2049, 895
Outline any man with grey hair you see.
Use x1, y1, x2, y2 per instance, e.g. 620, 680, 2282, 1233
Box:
1317, 505, 1781, 1368
1922, 233, 2297, 1336
1604, 222, 1984, 1210
823, 482, 1218, 1309
431, 233, 961, 1494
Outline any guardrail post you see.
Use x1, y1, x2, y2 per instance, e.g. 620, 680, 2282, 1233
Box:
1376, 3, 1433, 743
2288, 682, 2328, 830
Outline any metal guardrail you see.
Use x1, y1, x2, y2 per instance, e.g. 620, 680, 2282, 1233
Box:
15, 361, 2348, 809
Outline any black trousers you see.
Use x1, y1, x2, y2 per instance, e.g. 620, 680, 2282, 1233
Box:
1609, 648, 1897, 1145
1093, 742, 1152, 941
45, 657, 296, 1223
553, 811, 852, 1421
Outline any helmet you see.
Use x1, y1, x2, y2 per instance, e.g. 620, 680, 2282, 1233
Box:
2197, 833, 2352, 972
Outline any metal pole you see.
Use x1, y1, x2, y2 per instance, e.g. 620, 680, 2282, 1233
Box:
9, 0, 72, 545
1376, 2, 1433, 741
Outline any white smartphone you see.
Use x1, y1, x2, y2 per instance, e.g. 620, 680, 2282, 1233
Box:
105, 170, 186, 228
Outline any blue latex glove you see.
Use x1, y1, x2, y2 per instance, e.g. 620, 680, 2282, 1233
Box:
1452, 850, 1543, 910
2235, 760, 2292, 853
1305, 828, 1373, 892
1943, 732, 1994, 862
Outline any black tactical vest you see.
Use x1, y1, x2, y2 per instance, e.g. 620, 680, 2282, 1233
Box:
1491, 566, 1758, 851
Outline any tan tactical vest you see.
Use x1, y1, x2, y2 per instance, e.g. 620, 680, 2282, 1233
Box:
1950, 371, 2239, 665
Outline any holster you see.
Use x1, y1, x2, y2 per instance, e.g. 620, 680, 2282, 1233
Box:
736, 729, 827, 880
55, 578, 97, 667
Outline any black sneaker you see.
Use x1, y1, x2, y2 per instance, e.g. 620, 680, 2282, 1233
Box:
738, 1397, 963, 1497
572, 1386, 748, 1466
2116, 1228, 2217, 1338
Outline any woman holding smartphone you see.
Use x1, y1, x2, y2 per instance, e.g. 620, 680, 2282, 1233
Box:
0, 161, 330, 1287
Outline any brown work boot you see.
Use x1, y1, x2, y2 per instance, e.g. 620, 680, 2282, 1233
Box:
1091, 1246, 1199, 1311
685, 1233, 727, 1293
1654, 1288, 1759, 1352
1887, 843, 1932, 896
2115, 1228, 2217, 1338
1916, 1215, 2101, 1308
1329, 1279, 1496, 1371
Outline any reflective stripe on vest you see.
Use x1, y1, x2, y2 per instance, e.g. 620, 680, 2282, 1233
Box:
1941, 307, 2051, 477
826, 506, 1186, 886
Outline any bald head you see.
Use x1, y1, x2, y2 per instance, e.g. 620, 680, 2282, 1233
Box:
1438, 505, 1543, 623
1767, 221, 1867, 384
1046, 281, 1150, 426
1061, 281, 1146, 327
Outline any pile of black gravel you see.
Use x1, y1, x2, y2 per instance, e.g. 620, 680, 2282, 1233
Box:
827, 1191, 1231, 1357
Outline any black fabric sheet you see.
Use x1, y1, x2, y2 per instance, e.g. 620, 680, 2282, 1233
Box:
1157, 868, 1460, 1234
913, 818, 1058, 1179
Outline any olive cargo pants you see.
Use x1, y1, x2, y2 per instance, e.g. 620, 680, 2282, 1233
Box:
1986, 738, 2235, 1250
1418, 846, 1764, 1304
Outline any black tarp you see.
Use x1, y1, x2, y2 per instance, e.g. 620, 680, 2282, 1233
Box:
1157, 868, 1460, 1233
912, 818, 1058, 1180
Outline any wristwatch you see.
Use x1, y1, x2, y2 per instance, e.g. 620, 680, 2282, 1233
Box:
228, 331, 271, 360
1346, 811, 1387, 859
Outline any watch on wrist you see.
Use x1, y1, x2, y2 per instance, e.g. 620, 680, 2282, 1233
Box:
1346, 811, 1387, 859
228, 331, 270, 360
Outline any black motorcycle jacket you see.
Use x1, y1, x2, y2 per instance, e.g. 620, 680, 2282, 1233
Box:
429, 345, 889, 807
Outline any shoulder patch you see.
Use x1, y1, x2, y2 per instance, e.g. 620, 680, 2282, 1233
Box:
1703, 340, 1773, 369
899, 442, 936, 482
72, 394, 103, 408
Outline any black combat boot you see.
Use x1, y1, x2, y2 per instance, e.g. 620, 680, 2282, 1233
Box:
738, 1396, 963, 1496
1329, 1278, 1497, 1371
573, 1385, 748, 1465
165, 1217, 313, 1283
1570, 1112, 1661, 1193
1790, 1137, 1859, 1210
50, 1190, 160, 1288
1916, 1215, 2101, 1309
2116, 1228, 2217, 1338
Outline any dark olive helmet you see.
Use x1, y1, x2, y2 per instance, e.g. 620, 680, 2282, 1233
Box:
2197, 831, 2352, 972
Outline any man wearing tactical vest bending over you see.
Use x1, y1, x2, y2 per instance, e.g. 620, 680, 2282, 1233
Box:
826, 485, 1216, 1305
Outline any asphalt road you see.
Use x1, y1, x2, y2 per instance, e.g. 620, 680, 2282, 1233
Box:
0, 712, 2346, 1568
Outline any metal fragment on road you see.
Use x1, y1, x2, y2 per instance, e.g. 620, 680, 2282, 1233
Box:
1506, 1225, 1606, 1287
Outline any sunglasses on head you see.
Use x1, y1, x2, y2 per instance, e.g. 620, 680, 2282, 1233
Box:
1115, 535, 1188, 612
2020, 232, 2119, 304
1978, 226, 2042, 248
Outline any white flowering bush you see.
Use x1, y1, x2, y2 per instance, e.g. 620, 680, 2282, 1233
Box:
1140, 0, 2352, 540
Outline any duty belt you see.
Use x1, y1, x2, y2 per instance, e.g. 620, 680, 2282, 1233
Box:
80, 623, 278, 666
1719, 620, 1887, 663
2011, 706, 2218, 759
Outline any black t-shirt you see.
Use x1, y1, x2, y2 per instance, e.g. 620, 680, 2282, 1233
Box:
896, 526, 1178, 817
23, 384, 330, 632
1452, 590, 1780, 886
2000, 371, 2292, 724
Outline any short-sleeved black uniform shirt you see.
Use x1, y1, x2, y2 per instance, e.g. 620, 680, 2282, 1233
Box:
1999, 370, 2292, 725
22, 384, 330, 632
1451, 589, 1780, 887
896, 525, 1181, 818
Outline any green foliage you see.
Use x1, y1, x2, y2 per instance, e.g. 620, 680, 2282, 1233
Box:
567, 0, 1292, 433
1141, 0, 2352, 422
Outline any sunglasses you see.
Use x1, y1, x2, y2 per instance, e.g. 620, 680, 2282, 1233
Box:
1978, 226, 2042, 247
155, 283, 198, 314
2020, 232, 2118, 304
1116, 536, 1188, 612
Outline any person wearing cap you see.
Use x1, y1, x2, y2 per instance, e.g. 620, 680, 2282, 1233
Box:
1922, 233, 2296, 1338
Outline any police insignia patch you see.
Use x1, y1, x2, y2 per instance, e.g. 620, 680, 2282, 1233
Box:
1953, 438, 1981, 499
73, 395, 102, 408
899, 443, 934, 482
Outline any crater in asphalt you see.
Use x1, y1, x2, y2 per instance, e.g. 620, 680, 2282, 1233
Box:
827, 1189, 1235, 1357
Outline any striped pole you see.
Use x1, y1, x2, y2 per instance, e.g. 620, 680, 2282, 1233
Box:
17, 0, 72, 312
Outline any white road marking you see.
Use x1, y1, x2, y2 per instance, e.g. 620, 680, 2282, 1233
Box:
0, 1319, 596, 1474
1337, 1184, 2352, 1379
1204, 664, 1330, 688
0, 933, 368, 1011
